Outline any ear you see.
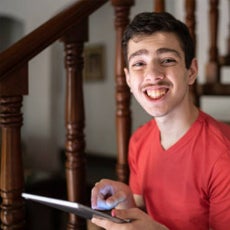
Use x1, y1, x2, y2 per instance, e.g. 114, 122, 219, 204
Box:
124, 68, 131, 87
187, 58, 198, 85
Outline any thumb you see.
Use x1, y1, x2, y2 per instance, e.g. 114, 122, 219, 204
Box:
111, 208, 138, 220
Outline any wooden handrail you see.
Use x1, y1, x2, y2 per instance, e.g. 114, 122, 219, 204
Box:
0, 0, 108, 80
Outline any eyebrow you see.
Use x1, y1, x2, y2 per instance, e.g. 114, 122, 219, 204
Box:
128, 47, 182, 63
128, 49, 148, 63
156, 47, 182, 58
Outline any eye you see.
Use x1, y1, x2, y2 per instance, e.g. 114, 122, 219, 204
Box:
133, 62, 145, 67
161, 58, 176, 66
131, 61, 146, 69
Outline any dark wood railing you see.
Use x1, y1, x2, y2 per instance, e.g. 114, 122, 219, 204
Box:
0, 1, 105, 79
0, 0, 139, 228
0, 1, 107, 228
1, 0, 230, 229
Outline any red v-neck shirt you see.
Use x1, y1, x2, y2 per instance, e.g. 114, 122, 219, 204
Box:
129, 111, 230, 230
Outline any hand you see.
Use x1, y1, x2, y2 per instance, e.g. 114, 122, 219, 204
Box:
91, 208, 169, 230
91, 179, 136, 210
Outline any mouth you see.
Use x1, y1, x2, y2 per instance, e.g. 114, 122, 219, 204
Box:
145, 88, 168, 100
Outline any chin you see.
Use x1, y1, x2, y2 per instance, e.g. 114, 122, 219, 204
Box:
146, 109, 167, 118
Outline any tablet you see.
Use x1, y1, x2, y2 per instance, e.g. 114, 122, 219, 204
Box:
22, 193, 131, 223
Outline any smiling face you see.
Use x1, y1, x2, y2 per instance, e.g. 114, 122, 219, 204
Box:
125, 32, 198, 118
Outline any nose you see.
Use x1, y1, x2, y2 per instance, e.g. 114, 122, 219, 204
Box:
144, 63, 164, 82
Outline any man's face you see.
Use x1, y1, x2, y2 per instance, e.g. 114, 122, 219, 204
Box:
124, 32, 197, 118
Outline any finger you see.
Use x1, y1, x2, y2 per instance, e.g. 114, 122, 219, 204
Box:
91, 217, 117, 229
91, 180, 115, 209
92, 188, 111, 209
112, 208, 142, 220
91, 181, 106, 208
91, 185, 100, 209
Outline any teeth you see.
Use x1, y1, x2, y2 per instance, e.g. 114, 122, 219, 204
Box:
146, 89, 167, 99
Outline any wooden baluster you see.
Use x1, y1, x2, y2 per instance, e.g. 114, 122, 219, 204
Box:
61, 19, 88, 230
220, 0, 230, 65
0, 65, 28, 229
154, 0, 165, 12
0, 96, 25, 230
227, 0, 230, 60
206, 0, 220, 83
111, 0, 134, 184
185, 0, 196, 46
185, 0, 199, 106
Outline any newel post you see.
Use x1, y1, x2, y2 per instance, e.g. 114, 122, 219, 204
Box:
61, 19, 88, 230
111, 0, 134, 184
0, 65, 28, 229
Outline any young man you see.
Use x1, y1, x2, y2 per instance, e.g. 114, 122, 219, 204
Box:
91, 12, 230, 230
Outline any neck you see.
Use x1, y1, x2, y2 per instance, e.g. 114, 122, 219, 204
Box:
155, 105, 199, 150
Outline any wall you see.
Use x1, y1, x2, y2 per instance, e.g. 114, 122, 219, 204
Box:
0, 0, 76, 171
1, 0, 230, 172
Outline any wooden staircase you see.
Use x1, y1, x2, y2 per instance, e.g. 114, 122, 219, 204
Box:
0, 0, 134, 229
1, 0, 230, 229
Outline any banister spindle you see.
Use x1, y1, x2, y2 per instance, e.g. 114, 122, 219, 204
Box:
219, 0, 230, 65
206, 0, 220, 83
0, 64, 28, 230
185, 0, 199, 106
185, 0, 196, 46
61, 19, 88, 230
0, 96, 25, 230
154, 0, 165, 12
111, 0, 134, 184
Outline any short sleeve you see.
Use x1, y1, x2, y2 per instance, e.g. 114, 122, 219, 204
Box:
209, 151, 230, 229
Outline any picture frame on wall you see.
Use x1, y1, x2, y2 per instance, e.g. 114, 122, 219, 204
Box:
84, 44, 104, 81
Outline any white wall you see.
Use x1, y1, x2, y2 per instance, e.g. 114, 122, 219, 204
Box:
1, 0, 230, 172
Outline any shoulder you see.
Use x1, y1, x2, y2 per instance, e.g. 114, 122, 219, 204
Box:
198, 111, 230, 142
130, 119, 156, 143
195, 111, 230, 170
